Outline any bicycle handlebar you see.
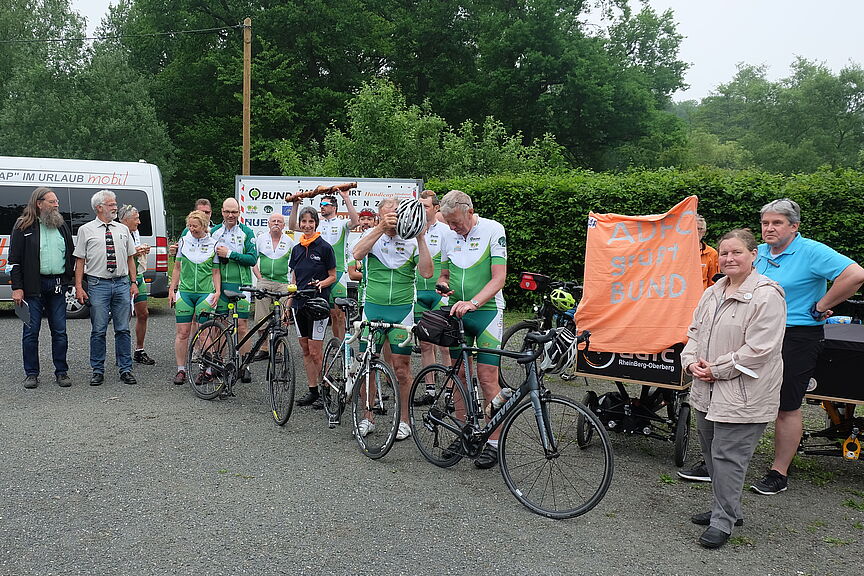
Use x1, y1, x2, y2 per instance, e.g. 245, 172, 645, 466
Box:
239, 285, 318, 299
346, 320, 414, 348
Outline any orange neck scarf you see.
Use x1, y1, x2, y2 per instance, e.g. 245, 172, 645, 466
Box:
299, 231, 320, 247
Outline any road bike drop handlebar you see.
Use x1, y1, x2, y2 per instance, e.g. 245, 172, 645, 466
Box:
485, 328, 591, 365
345, 320, 414, 348
237, 285, 319, 300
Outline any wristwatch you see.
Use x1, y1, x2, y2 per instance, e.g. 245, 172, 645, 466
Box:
470, 299, 480, 308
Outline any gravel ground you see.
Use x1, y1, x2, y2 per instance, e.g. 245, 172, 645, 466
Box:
0, 305, 862, 576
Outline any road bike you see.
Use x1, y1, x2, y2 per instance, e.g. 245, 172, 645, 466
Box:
319, 297, 411, 459
408, 315, 613, 519
186, 285, 306, 426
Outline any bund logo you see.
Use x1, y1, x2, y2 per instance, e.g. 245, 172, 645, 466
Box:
249, 188, 261, 200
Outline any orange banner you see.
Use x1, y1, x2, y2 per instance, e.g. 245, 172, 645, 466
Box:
576, 196, 702, 354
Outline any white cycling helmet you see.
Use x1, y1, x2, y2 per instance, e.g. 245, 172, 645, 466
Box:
396, 198, 426, 240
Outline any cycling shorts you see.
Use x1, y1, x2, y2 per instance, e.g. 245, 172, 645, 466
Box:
217, 282, 250, 319
361, 302, 413, 356
294, 311, 328, 341
133, 276, 148, 304
414, 290, 445, 319
176, 291, 215, 324
328, 272, 348, 305
450, 309, 503, 367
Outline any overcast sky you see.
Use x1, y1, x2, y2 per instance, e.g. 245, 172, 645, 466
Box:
73, 0, 863, 101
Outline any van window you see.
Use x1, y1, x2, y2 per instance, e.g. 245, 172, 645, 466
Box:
62, 188, 152, 235
0, 185, 152, 236
0, 186, 33, 234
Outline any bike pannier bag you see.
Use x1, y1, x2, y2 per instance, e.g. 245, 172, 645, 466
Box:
413, 309, 459, 347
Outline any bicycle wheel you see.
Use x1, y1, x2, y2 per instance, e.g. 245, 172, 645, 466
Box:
351, 359, 400, 459
267, 335, 296, 426
674, 404, 691, 467
320, 337, 346, 421
499, 319, 541, 389
409, 365, 469, 468
187, 320, 234, 400
499, 394, 614, 519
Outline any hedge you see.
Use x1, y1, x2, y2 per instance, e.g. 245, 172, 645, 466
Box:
427, 167, 864, 310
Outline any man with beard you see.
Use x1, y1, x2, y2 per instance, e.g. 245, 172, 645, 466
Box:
74, 190, 139, 386
9, 187, 75, 388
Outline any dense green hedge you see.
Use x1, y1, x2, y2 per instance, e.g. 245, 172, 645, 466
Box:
428, 167, 864, 310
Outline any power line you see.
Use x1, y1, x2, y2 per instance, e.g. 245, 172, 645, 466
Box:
0, 24, 245, 45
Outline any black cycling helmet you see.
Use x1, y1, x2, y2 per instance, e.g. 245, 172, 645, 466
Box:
300, 296, 331, 321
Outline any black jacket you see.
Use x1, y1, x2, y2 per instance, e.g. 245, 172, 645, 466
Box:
9, 219, 75, 297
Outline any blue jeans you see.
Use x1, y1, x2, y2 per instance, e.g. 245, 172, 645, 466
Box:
87, 275, 132, 375
22, 276, 69, 376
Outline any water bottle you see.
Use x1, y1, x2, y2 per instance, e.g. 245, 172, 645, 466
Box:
484, 388, 513, 418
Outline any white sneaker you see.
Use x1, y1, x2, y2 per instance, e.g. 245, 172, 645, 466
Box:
396, 421, 412, 441
358, 418, 375, 437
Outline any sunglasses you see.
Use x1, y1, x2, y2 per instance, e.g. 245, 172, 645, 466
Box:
320, 201, 333, 207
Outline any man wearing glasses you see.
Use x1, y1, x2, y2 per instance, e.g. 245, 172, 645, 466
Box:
749, 198, 864, 495
290, 190, 359, 339
212, 197, 259, 380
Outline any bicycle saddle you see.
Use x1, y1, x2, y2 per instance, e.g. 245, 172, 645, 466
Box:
334, 297, 358, 310
222, 290, 245, 302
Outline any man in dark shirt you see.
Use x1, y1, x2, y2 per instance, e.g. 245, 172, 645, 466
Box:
9, 187, 75, 388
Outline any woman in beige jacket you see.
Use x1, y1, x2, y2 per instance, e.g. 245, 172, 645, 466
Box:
681, 228, 786, 549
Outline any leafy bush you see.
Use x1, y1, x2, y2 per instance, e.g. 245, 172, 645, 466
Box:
429, 167, 864, 309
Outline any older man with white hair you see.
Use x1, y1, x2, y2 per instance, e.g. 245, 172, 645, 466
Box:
74, 190, 139, 386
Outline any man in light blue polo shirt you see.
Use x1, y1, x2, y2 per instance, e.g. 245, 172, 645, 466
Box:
750, 198, 864, 495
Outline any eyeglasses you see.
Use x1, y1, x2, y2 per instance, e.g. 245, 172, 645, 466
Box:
320, 201, 333, 207
223, 210, 239, 214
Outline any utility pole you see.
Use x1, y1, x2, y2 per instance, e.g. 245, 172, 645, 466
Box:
242, 17, 251, 176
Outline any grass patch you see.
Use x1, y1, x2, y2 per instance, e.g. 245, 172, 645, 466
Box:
792, 454, 835, 486
853, 521, 863, 530
659, 473, 677, 485
843, 498, 864, 511
805, 520, 826, 533
728, 535, 754, 547
823, 536, 852, 546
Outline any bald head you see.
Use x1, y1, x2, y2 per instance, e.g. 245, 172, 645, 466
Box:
222, 197, 240, 227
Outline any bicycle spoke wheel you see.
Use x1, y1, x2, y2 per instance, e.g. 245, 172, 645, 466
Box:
187, 320, 233, 400
499, 395, 614, 519
268, 336, 296, 426
409, 365, 469, 468
498, 320, 540, 389
320, 337, 346, 422
351, 360, 399, 460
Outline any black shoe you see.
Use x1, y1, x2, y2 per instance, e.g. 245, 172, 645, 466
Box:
240, 366, 252, 383
90, 373, 104, 386
133, 350, 156, 365
474, 444, 499, 469
690, 512, 743, 527
311, 396, 325, 410
23, 375, 39, 389
296, 388, 319, 406
414, 393, 435, 406
678, 460, 711, 482
750, 469, 788, 495
253, 350, 269, 361
120, 372, 138, 385
441, 439, 462, 459
698, 526, 730, 549
56, 373, 71, 387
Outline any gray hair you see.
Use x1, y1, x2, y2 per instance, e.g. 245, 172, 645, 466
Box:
91, 189, 116, 212
118, 204, 139, 222
760, 198, 801, 225
297, 206, 320, 227
439, 190, 473, 216
377, 197, 399, 212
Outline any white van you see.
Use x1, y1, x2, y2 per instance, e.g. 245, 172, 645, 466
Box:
0, 156, 170, 318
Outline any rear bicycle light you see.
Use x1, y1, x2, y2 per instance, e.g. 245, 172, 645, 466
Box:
519, 271, 550, 292
155, 236, 168, 272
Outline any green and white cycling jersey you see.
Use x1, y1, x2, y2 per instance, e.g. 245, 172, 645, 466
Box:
415, 220, 447, 291
318, 217, 351, 273
440, 216, 507, 311
176, 232, 218, 293
211, 222, 258, 285
362, 232, 420, 307
256, 232, 295, 282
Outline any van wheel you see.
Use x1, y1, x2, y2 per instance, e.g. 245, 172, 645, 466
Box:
65, 286, 89, 319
